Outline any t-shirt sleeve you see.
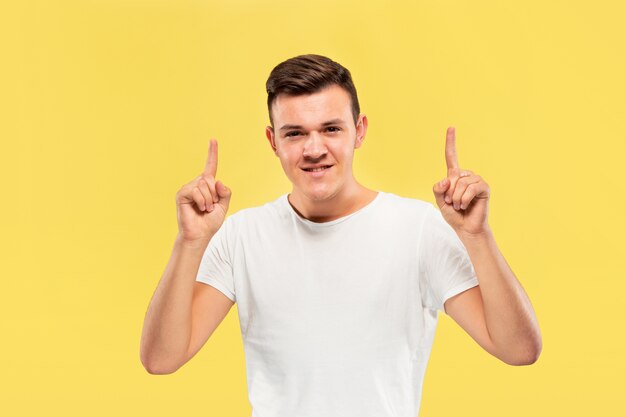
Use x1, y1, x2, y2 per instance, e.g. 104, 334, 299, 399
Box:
418, 204, 479, 314
195, 216, 236, 302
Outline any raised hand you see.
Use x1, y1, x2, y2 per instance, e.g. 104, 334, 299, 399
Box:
175, 139, 232, 242
432, 127, 491, 236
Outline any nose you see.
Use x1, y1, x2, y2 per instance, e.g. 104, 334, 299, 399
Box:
302, 131, 327, 160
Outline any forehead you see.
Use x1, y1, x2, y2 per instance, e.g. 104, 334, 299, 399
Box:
271, 84, 352, 126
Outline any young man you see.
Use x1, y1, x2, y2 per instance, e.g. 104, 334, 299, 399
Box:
140, 54, 542, 416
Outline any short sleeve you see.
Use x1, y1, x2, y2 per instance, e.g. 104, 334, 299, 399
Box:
418, 204, 479, 313
195, 216, 236, 302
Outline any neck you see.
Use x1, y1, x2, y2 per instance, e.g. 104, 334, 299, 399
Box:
288, 181, 377, 223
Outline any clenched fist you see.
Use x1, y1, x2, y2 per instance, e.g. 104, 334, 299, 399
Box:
175, 139, 232, 242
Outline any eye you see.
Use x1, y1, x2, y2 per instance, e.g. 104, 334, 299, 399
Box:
285, 131, 301, 137
326, 126, 341, 133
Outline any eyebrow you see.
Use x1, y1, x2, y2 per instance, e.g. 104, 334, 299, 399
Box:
278, 118, 346, 132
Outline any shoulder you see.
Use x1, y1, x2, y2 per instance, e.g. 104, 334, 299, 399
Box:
377, 191, 435, 217
365, 191, 438, 234
222, 194, 288, 228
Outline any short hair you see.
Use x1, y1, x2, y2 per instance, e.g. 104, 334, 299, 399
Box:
265, 54, 361, 127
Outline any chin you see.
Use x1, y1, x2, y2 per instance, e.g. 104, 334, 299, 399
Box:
303, 187, 339, 202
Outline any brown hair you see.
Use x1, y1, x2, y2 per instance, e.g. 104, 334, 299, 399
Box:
266, 54, 360, 126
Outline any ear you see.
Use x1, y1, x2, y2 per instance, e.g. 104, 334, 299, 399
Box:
354, 114, 368, 149
265, 125, 278, 155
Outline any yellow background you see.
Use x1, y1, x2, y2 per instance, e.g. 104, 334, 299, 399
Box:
2, 0, 624, 416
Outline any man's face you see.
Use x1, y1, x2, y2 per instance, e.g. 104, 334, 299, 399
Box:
265, 84, 368, 203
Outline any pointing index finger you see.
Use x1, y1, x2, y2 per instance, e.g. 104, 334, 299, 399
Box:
445, 126, 459, 170
204, 139, 218, 177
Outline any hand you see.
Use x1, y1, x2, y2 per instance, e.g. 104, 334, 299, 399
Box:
432, 127, 491, 236
175, 139, 232, 242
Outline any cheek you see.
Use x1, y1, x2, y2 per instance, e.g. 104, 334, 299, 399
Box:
331, 143, 354, 161
277, 148, 300, 168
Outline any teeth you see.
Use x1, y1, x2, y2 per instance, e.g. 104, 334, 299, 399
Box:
305, 166, 330, 172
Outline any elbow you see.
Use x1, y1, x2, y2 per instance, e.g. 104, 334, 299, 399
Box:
141, 358, 179, 375
505, 350, 541, 366
503, 337, 543, 366
140, 352, 181, 375
143, 364, 177, 375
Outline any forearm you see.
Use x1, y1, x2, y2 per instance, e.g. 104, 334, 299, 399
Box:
140, 234, 212, 374
458, 228, 542, 364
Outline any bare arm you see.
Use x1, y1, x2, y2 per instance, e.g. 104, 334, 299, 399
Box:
140, 139, 234, 374
433, 127, 541, 366
446, 229, 542, 365
140, 235, 235, 374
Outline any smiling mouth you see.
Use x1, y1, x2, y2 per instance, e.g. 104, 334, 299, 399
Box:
302, 165, 333, 172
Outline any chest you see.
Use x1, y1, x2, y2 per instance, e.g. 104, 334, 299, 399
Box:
232, 219, 423, 350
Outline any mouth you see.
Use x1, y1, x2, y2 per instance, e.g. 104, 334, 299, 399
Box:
302, 165, 333, 172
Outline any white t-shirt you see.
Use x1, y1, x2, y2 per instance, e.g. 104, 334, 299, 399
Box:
196, 191, 479, 417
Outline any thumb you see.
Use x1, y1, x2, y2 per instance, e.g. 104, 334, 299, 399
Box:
215, 180, 232, 211
433, 177, 450, 209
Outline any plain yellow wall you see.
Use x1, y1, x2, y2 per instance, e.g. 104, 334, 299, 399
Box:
2, 0, 625, 416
